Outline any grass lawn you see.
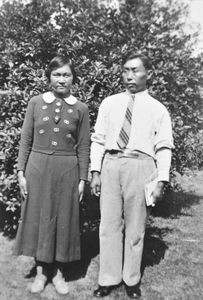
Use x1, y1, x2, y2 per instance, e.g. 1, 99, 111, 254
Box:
0, 170, 203, 300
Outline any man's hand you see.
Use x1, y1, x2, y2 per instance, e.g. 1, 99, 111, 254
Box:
18, 171, 27, 200
90, 171, 101, 197
78, 180, 85, 202
152, 181, 165, 205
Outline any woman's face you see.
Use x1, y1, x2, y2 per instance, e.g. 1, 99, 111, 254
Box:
50, 64, 73, 98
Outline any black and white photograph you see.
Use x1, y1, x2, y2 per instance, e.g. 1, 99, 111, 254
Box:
0, 0, 202, 299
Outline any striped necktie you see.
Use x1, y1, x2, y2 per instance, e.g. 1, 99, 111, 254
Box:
117, 94, 135, 149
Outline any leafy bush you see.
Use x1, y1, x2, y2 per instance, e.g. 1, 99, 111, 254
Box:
0, 0, 202, 235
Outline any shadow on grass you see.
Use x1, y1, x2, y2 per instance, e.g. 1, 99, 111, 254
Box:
140, 188, 202, 277
151, 189, 201, 219
141, 225, 172, 276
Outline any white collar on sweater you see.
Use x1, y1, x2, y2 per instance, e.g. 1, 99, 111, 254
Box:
42, 91, 77, 105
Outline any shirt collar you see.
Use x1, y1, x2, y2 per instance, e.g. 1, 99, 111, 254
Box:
42, 91, 77, 105
125, 89, 148, 99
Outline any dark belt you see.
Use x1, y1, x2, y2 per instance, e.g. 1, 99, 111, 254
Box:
105, 149, 152, 160
106, 150, 122, 155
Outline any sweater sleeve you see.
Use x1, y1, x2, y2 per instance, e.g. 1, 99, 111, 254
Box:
76, 105, 90, 180
17, 98, 35, 172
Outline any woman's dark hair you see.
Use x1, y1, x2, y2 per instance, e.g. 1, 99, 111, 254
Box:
122, 51, 152, 71
45, 55, 77, 83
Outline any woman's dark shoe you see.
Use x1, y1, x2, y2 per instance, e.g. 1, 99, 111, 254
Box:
125, 284, 141, 299
93, 285, 113, 297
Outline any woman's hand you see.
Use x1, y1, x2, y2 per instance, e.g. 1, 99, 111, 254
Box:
78, 180, 85, 202
152, 181, 165, 205
18, 171, 27, 200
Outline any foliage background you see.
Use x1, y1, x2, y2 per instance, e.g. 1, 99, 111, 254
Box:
0, 0, 202, 235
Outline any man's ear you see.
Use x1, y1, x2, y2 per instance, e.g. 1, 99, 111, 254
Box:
146, 70, 152, 80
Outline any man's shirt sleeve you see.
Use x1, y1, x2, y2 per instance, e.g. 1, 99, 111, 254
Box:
156, 148, 172, 182
154, 106, 174, 182
90, 100, 108, 172
154, 108, 174, 152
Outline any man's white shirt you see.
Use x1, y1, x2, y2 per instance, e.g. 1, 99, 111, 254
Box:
91, 89, 174, 181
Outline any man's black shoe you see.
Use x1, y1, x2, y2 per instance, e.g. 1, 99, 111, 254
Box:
93, 285, 113, 297
125, 284, 141, 299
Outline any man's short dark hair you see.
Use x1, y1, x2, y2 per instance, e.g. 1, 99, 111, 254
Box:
122, 51, 152, 71
45, 55, 77, 83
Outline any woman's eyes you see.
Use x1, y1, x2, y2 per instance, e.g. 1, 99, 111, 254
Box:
53, 73, 72, 77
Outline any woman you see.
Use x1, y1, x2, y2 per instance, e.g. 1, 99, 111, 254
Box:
14, 55, 90, 295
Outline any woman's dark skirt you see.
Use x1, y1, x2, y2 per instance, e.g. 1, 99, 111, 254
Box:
13, 151, 80, 263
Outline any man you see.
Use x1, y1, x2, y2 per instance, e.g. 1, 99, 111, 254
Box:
90, 51, 174, 298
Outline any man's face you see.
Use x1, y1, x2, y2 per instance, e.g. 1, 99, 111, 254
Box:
122, 58, 147, 94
